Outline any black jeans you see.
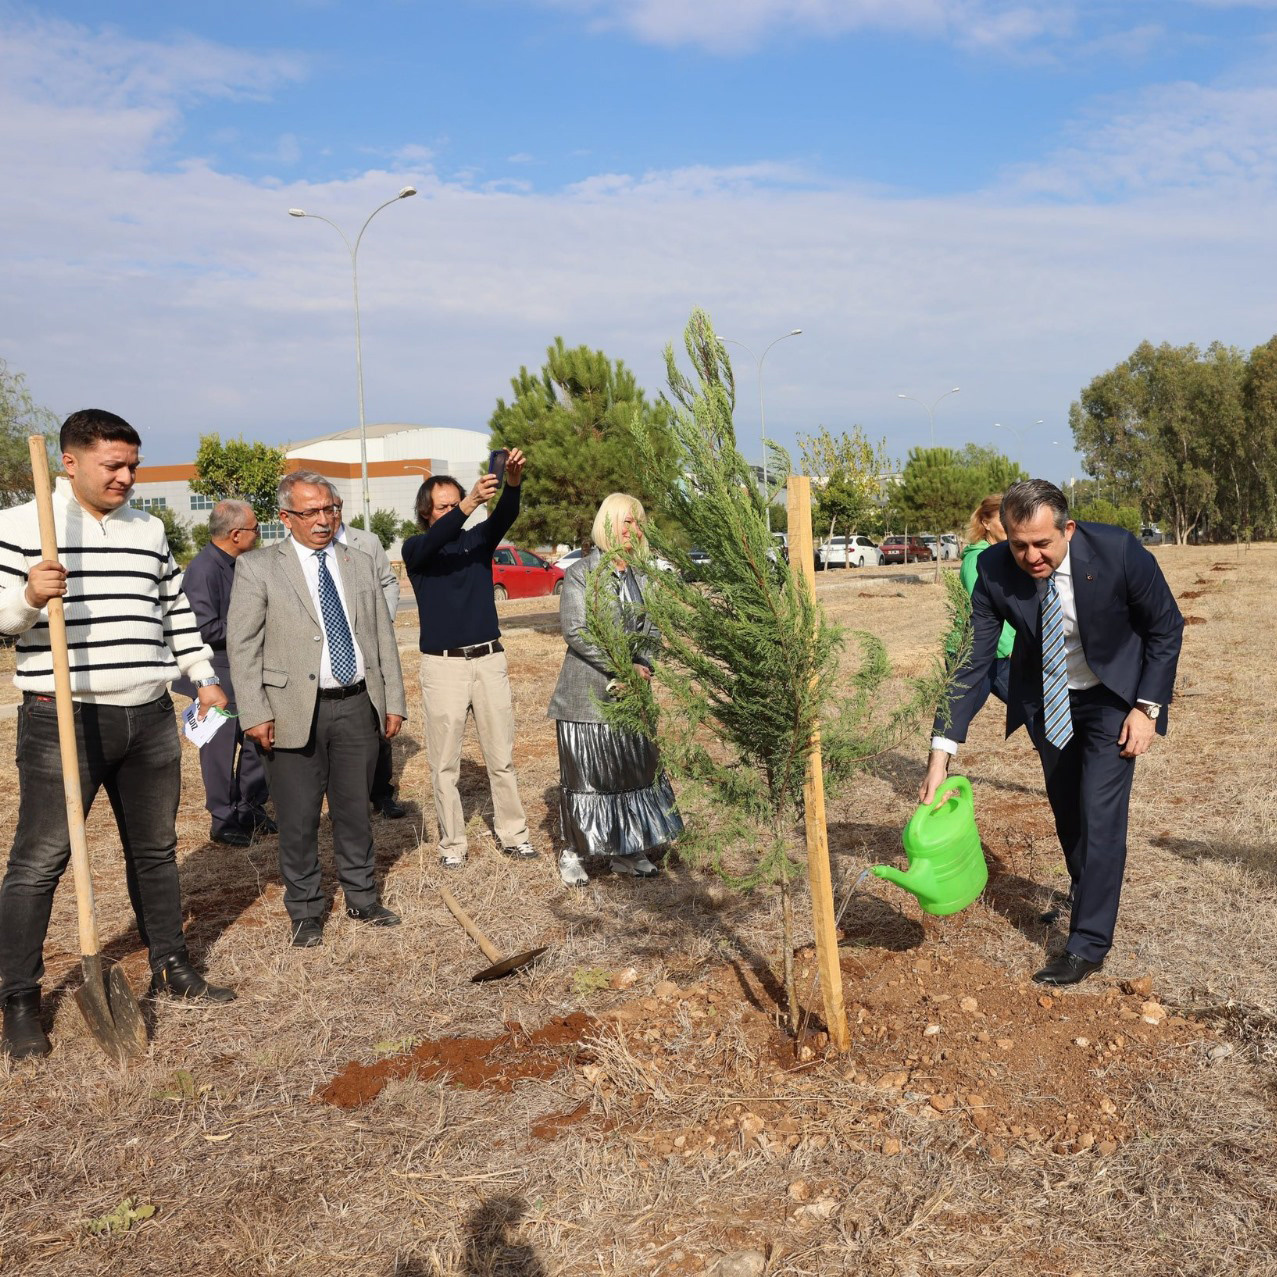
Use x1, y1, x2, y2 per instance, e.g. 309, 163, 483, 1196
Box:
0, 693, 186, 1000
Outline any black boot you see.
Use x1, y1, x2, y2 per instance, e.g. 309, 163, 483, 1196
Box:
2, 991, 52, 1059
149, 951, 237, 1004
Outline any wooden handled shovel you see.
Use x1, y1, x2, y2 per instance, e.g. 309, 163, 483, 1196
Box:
27, 437, 148, 1063
437, 886, 547, 982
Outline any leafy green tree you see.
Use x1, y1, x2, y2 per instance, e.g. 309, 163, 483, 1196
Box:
191, 521, 212, 553
953, 444, 1028, 497
488, 338, 679, 548
397, 517, 420, 541
1072, 498, 1140, 535
798, 426, 895, 542
0, 359, 59, 507
190, 434, 288, 524
587, 309, 952, 1033
1069, 341, 1243, 543
151, 506, 191, 562
349, 508, 399, 549
1231, 336, 1277, 541
890, 447, 986, 534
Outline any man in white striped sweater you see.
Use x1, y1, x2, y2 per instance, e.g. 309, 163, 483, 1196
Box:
0, 409, 237, 1060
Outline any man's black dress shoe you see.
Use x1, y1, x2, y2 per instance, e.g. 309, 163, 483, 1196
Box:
150, 952, 237, 1002
211, 827, 252, 848
1032, 951, 1103, 986
252, 815, 279, 836
1, 991, 52, 1059
346, 901, 401, 927
291, 918, 324, 948
374, 795, 408, 820
1038, 889, 1075, 925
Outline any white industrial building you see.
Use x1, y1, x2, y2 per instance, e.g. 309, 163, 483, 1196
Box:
130, 424, 492, 547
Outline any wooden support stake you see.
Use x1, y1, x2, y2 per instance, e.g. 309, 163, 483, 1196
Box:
786, 475, 850, 1051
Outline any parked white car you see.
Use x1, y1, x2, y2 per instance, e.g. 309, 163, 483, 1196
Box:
819, 535, 883, 568
920, 534, 959, 562
556, 547, 676, 573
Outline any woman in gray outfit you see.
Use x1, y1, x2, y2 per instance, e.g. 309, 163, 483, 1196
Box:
547, 493, 683, 887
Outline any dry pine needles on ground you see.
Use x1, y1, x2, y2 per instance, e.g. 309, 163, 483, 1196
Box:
0, 550, 1275, 1276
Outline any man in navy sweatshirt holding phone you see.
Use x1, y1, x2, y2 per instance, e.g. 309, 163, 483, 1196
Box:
402, 447, 538, 868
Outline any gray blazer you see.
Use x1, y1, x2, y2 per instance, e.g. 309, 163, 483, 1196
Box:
340, 524, 400, 619
547, 549, 657, 723
227, 539, 407, 750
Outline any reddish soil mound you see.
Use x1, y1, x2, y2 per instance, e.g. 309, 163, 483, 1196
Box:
1179, 590, 1205, 599
1183, 615, 1207, 625
321, 1013, 597, 1108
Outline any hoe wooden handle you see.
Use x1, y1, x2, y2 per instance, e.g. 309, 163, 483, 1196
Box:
437, 886, 504, 964
28, 437, 102, 959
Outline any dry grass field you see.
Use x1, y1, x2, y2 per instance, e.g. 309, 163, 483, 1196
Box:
1, 546, 1275, 1277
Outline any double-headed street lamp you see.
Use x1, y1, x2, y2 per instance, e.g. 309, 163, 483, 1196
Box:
723, 329, 802, 529
288, 185, 417, 528
993, 418, 1044, 460
897, 386, 960, 449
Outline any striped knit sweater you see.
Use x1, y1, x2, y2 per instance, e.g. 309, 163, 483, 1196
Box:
0, 478, 214, 705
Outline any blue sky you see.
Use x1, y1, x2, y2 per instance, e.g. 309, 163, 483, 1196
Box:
3, 0, 1276, 479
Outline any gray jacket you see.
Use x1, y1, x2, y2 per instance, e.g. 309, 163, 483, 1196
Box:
227, 538, 407, 750
547, 549, 657, 723
340, 523, 400, 620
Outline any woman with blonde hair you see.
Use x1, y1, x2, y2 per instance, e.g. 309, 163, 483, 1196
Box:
957, 493, 1014, 705
547, 493, 683, 887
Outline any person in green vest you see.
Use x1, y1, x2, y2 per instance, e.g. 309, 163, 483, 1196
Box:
954, 493, 1015, 708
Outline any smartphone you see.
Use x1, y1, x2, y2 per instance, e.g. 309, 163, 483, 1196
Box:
487, 449, 509, 485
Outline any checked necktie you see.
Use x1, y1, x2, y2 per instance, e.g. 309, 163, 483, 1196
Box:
315, 551, 357, 685
1040, 575, 1073, 749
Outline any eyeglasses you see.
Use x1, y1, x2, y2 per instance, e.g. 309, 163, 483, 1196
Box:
282, 505, 339, 522
233, 524, 260, 535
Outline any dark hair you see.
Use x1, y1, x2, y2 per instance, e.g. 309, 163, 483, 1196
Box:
414, 475, 464, 530
1001, 479, 1069, 533
60, 409, 141, 454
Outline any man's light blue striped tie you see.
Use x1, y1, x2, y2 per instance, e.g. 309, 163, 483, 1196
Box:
1041, 575, 1073, 748
315, 551, 357, 685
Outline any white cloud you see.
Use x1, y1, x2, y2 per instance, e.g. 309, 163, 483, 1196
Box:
2, 9, 1275, 484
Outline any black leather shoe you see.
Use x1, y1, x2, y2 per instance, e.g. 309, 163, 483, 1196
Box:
1038, 889, 1075, 925
291, 918, 324, 948
1032, 951, 1104, 986
2, 991, 52, 1059
150, 952, 237, 1003
252, 815, 278, 836
374, 795, 408, 820
211, 827, 252, 847
346, 901, 401, 927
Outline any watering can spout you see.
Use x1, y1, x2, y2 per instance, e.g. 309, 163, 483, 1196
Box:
871, 864, 912, 891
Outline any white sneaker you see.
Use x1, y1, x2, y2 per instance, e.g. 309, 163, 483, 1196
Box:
610, 853, 660, 878
438, 849, 466, 869
502, 840, 540, 860
558, 849, 589, 887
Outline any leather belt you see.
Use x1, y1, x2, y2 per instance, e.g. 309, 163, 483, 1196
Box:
317, 679, 367, 700
424, 640, 504, 659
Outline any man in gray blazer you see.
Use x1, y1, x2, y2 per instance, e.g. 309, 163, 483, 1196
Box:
334, 502, 407, 820
228, 471, 407, 947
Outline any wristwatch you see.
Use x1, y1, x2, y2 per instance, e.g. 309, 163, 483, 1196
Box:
1136, 700, 1160, 721
195, 676, 221, 688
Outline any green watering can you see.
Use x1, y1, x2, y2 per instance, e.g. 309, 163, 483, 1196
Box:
872, 775, 988, 916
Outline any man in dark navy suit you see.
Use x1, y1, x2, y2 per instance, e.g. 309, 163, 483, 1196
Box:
174, 500, 274, 846
921, 479, 1184, 985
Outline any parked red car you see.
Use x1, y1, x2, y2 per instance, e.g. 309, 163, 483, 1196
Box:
493, 544, 565, 600
880, 535, 935, 564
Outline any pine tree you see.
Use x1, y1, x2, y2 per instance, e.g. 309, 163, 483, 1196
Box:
488, 338, 678, 548
586, 309, 954, 1032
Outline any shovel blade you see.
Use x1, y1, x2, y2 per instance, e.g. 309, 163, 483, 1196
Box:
73, 954, 148, 1063
472, 946, 548, 983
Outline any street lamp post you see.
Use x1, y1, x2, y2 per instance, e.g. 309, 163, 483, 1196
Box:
288, 185, 417, 529
992, 418, 1044, 461
897, 386, 961, 448
724, 329, 802, 530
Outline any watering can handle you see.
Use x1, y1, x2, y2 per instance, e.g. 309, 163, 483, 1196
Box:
924, 773, 971, 816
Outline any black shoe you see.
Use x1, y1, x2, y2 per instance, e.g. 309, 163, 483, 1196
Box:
150, 952, 237, 1003
346, 901, 401, 927
373, 795, 408, 820
1, 991, 52, 1059
1038, 889, 1075, 925
1032, 951, 1104, 986
211, 826, 252, 848
291, 918, 324, 948
251, 815, 278, 836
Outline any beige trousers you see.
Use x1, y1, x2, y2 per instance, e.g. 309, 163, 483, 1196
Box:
420, 651, 530, 854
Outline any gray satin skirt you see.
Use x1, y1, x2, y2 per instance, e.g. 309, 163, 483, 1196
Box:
556, 720, 684, 858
